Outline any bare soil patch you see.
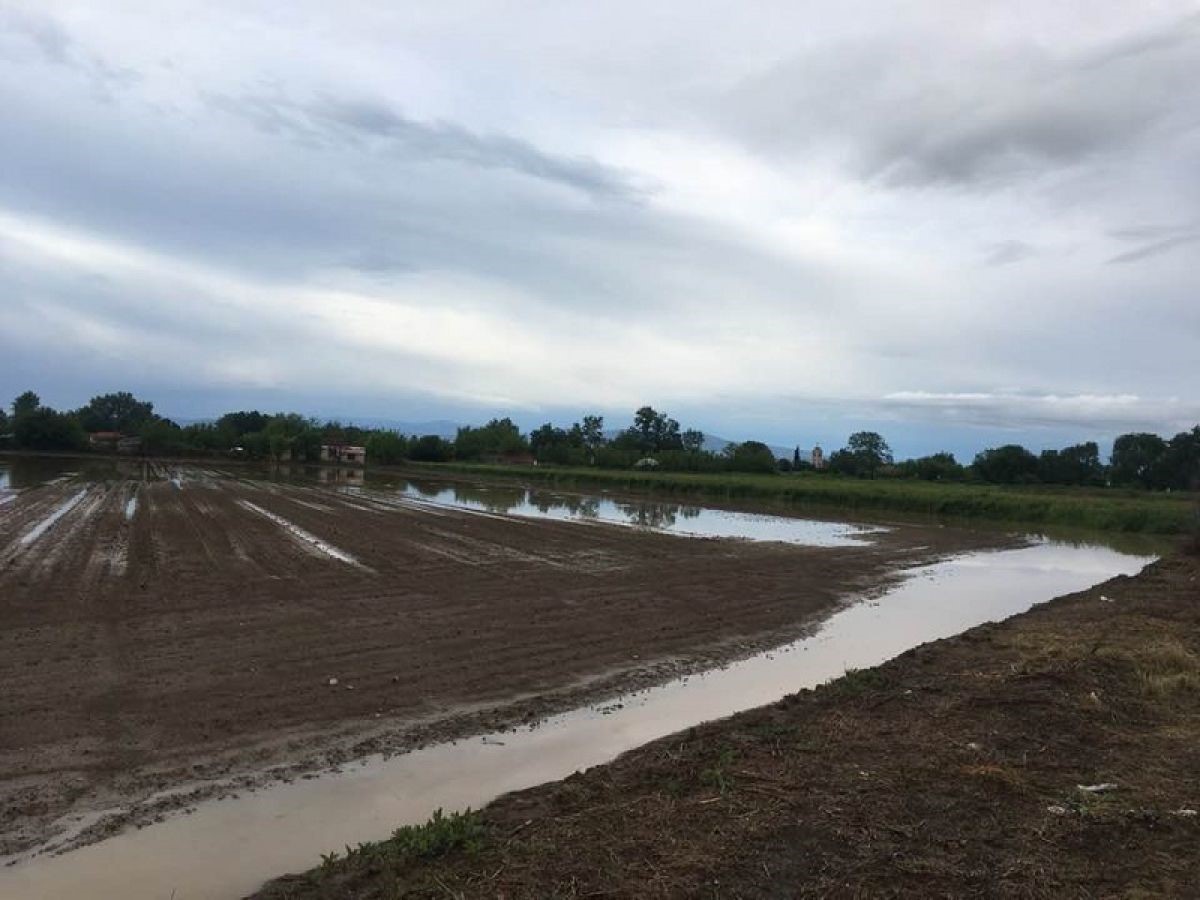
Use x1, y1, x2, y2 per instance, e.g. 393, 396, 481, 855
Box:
0, 469, 1000, 858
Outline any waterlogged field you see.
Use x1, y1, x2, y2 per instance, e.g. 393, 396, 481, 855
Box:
0, 456, 1158, 899
435, 461, 1198, 534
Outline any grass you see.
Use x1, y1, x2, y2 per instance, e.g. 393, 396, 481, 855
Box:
318, 808, 485, 876
407, 462, 1197, 535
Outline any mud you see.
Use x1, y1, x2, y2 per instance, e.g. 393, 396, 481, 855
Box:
0, 464, 1011, 860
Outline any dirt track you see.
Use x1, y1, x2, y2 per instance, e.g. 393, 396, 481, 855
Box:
0, 465, 1005, 857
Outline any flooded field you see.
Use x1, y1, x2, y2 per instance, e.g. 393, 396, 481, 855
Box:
0, 456, 1156, 899
390, 479, 882, 546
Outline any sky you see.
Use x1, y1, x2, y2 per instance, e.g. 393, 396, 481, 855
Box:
1, 1, 1197, 461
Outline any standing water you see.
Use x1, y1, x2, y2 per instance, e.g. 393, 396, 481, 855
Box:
390, 478, 882, 547
0, 540, 1153, 900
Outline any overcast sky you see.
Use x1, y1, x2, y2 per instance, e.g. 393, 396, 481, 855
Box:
1, 1, 1197, 459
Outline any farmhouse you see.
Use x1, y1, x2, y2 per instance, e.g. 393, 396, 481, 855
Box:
320, 443, 367, 465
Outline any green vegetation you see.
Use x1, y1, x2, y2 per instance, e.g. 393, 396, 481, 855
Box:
428, 462, 1196, 534
3, 390, 1197, 533
317, 808, 485, 878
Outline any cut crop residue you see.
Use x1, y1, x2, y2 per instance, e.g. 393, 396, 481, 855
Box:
238, 500, 362, 567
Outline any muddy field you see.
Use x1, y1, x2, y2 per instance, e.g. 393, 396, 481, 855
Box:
259, 552, 1199, 899
0, 463, 1006, 858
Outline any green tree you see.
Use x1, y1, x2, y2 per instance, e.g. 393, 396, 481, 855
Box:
725, 440, 776, 473
973, 444, 1039, 484
1038, 442, 1103, 486
12, 391, 40, 418
898, 452, 964, 481
455, 418, 528, 460
409, 434, 453, 462
616, 407, 682, 454
844, 431, 893, 478
139, 418, 182, 455
216, 411, 272, 437
13, 407, 86, 451
365, 430, 407, 464
579, 415, 606, 452
681, 429, 705, 453
1152, 427, 1200, 491
77, 392, 155, 434
1111, 433, 1167, 487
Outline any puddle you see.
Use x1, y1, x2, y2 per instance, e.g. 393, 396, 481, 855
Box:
393, 479, 881, 547
238, 500, 362, 567
0, 540, 1153, 900
19, 489, 89, 546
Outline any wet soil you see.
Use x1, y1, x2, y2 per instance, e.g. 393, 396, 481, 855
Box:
0, 470, 1005, 859
255, 552, 1200, 899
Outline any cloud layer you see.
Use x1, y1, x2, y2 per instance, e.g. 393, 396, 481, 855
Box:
1, 2, 1196, 456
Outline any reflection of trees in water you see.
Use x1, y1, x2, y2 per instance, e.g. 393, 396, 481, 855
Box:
6, 456, 127, 488
619, 501, 681, 529
678, 505, 702, 520
530, 492, 601, 519
405, 480, 444, 499
453, 483, 525, 513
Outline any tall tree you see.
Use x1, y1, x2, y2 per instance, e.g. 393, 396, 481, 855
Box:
845, 431, 893, 478
1111, 433, 1167, 487
579, 415, 605, 451
12, 391, 40, 418
973, 445, 1039, 484
77, 392, 155, 434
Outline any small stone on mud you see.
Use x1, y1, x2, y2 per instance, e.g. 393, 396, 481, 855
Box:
327, 677, 338, 686
1047, 805, 1068, 815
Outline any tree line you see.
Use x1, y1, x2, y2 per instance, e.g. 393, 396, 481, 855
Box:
1, 391, 1197, 491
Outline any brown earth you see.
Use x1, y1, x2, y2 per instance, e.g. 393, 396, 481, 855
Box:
255, 551, 1200, 899
0, 467, 1003, 859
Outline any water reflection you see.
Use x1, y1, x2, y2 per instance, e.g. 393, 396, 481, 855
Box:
392, 478, 880, 547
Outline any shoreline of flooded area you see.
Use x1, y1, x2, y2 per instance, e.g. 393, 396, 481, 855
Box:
0, 538, 1154, 900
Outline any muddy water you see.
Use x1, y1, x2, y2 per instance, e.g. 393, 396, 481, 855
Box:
386, 477, 882, 546
0, 540, 1153, 900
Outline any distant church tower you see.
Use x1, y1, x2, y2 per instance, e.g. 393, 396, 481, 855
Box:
811, 445, 825, 469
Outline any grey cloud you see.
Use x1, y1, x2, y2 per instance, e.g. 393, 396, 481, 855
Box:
1108, 233, 1200, 264
881, 391, 1198, 432
983, 240, 1036, 266
0, 8, 71, 63
205, 91, 641, 201
1107, 222, 1200, 264
725, 12, 1200, 189
0, 7, 138, 97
